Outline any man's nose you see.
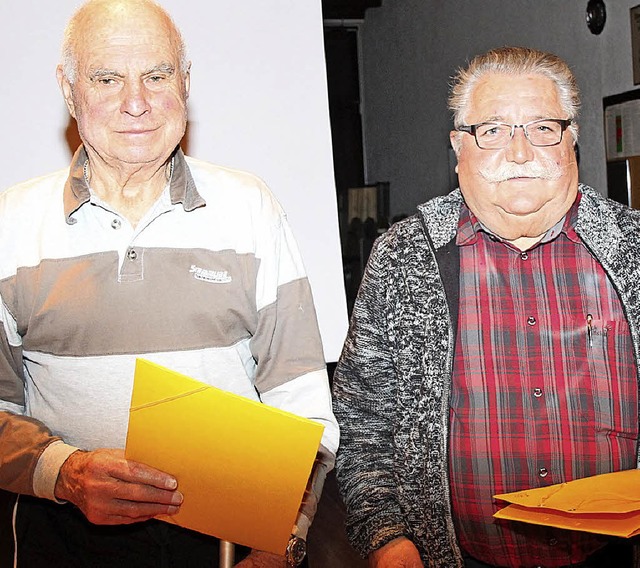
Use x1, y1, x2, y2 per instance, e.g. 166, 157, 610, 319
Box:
504, 125, 535, 164
120, 80, 151, 117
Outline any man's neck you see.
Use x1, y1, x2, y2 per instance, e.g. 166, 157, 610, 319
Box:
503, 234, 545, 251
84, 157, 173, 228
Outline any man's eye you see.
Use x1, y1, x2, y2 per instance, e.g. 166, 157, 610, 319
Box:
148, 75, 165, 83
479, 125, 502, 137
97, 78, 116, 85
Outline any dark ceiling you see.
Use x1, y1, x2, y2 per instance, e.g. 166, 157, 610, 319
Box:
322, 0, 382, 20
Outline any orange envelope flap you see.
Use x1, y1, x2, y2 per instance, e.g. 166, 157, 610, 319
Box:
125, 358, 325, 555
493, 504, 640, 538
494, 469, 640, 514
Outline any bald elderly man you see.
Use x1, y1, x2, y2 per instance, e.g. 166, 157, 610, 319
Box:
0, 1, 338, 566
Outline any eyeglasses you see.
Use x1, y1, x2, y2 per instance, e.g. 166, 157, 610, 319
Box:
457, 118, 572, 150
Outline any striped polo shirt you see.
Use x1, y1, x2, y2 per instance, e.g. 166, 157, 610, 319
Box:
0, 147, 338, 508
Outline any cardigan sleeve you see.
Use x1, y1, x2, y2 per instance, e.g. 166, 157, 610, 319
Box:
332, 233, 409, 557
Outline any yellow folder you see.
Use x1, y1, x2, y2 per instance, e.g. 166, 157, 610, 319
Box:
494, 469, 640, 537
124, 358, 324, 554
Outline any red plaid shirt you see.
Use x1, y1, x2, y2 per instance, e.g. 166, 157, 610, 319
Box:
449, 195, 638, 567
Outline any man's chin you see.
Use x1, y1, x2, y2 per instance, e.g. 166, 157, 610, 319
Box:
484, 208, 550, 240
502, 208, 543, 218
112, 150, 171, 167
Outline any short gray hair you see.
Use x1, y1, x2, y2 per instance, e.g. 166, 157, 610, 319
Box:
60, 0, 189, 84
448, 46, 580, 142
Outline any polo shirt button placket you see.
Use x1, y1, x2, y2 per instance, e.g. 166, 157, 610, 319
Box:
120, 246, 143, 281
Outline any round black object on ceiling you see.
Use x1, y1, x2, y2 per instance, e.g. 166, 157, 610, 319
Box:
586, 0, 606, 35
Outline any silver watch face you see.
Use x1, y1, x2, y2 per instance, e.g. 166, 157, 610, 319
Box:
286, 536, 306, 565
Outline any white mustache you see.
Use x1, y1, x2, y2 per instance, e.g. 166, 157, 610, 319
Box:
478, 160, 563, 183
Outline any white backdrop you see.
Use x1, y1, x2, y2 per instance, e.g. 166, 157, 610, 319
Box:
0, 0, 348, 361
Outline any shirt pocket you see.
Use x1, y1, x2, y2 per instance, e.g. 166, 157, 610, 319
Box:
569, 318, 637, 441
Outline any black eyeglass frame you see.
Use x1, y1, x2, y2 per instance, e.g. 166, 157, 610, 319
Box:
457, 118, 573, 149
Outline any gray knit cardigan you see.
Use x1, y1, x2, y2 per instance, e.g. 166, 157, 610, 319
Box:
332, 185, 640, 567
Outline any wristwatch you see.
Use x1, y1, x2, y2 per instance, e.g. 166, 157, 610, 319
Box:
284, 535, 306, 567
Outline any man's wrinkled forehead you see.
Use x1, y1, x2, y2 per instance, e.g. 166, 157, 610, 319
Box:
464, 73, 564, 123
71, 1, 180, 60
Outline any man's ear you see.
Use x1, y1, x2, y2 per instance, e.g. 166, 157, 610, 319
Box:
184, 62, 192, 100
449, 130, 461, 156
56, 65, 77, 119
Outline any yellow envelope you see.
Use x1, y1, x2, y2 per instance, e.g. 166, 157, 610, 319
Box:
124, 358, 324, 554
494, 469, 640, 537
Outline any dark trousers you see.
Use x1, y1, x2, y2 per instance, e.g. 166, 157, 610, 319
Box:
463, 539, 635, 568
1, 491, 284, 568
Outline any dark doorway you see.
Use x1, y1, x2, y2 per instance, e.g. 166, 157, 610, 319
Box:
324, 26, 365, 236
324, 25, 366, 312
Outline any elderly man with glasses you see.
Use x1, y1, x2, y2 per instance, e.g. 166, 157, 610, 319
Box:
333, 46, 640, 568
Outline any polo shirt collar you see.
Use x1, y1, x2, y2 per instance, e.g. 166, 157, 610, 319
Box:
63, 146, 206, 224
